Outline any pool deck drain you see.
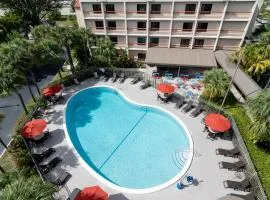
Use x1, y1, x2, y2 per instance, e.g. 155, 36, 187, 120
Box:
43, 78, 247, 200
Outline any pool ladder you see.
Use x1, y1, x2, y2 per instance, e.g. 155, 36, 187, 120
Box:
172, 149, 192, 169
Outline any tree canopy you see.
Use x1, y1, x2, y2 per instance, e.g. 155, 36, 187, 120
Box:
202, 68, 231, 100
1, 0, 62, 27
247, 89, 270, 145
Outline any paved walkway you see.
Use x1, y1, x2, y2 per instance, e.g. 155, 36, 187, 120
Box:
42, 78, 248, 200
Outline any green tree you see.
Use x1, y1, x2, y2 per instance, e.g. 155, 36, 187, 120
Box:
247, 89, 270, 145
1, 0, 62, 27
0, 12, 23, 42
202, 68, 231, 100
0, 65, 28, 114
93, 37, 117, 68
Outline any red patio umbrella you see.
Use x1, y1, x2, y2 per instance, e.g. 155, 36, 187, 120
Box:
22, 119, 47, 138
42, 84, 62, 97
204, 113, 231, 133
75, 186, 108, 200
157, 83, 175, 94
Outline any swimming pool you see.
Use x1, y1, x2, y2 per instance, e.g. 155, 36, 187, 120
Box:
64, 86, 193, 193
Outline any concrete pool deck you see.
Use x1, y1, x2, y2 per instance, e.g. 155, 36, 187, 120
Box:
42, 78, 248, 200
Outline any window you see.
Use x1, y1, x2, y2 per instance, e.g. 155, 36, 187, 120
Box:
95, 21, 104, 29
110, 36, 118, 43
106, 4, 115, 13
180, 39, 190, 47
151, 22, 160, 31
197, 23, 208, 32
137, 4, 146, 14
185, 4, 196, 14
137, 22, 146, 30
194, 39, 204, 47
150, 38, 159, 46
137, 37, 146, 45
92, 4, 101, 13
138, 53, 146, 60
182, 22, 193, 32
151, 4, 161, 14
107, 21, 116, 30
200, 4, 212, 14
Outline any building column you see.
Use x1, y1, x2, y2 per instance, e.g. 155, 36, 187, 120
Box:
190, 1, 201, 49
239, 0, 258, 47
124, 2, 128, 48
214, 1, 228, 51
146, 1, 150, 48
101, 2, 107, 35
168, 1, 175, 48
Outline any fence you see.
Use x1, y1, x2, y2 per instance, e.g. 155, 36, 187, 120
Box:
200, 98, 267, 200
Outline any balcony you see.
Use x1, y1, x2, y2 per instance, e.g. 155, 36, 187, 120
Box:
112, 42, 127, 48
149, 11, 171, 19
172, 29, 193, 36
148, 42, 168, 48
149, 28, 170, 35
128, 42, 147, 49
195, 29, 218, 36
104, 10, 125, 18
83, 10, 103, 18
193, 44, 214, 50
170, 44, 190, 48
224, 12, 250, 20
220, 29, 244, 38
127, 28, 147, 35
173, 11, 196, 19
126, 10, 147, 19
107, 27, 126, 35
90, 27, 106, 34
198, 11, 223, 19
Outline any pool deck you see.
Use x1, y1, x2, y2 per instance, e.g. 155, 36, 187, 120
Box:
42, 78, 248, 200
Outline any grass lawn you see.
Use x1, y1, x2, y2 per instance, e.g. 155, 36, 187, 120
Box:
226, 104, 270, 199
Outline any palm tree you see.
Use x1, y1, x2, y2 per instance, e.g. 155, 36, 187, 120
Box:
202, 68, 230, 100
0, 64, 28, 114
93, 37, 117, 68
247, 89, 270, 145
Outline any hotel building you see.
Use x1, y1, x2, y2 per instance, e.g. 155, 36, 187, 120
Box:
74, 0, 259, 61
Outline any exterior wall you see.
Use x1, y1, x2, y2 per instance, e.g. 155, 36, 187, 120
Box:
76, 0, 259, 60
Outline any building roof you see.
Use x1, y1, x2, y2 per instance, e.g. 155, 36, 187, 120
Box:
215, 50, 262, 98
145, 48, 217, 68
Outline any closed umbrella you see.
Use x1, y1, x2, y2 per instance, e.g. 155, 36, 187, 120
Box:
204, 113, 231, 133
75, 186, 108, 200
22, 119, 47, 138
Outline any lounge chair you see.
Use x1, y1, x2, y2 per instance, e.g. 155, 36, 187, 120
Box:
131, 76, 141, 84
190, 103, 204, 117
219, 160, 245, 170
111, 73, 118, 82
67, 188, 81, 200
30, 130, 50, 143
43, 168, 71, 187
39, 157, 62, 174
175, 98, 185, 109
228, 192, 255, 200
32, 147, 56, 163
119, 73, 126, 83
223, 178, 250, 191
140, 82, 150, 89
216, 147, 240, 157
182, 100, 194, 113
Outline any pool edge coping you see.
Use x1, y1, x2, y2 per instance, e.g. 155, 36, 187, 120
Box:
63, 85, 194, 194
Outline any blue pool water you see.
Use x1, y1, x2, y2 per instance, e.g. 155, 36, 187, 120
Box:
65, 86, 192, 190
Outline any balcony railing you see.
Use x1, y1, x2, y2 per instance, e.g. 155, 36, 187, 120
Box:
195, 29, 219, 36
220, 29, 244, 37
128, 42, 147, 48
149, 42, 168, 47
112, 42, 127, 48
216, 45, 239, 50
193, 44, 214, 49
225, 12, 251, 20
172, 29, 193, 35
198, 11, 223, 18
171, 44, 190, 48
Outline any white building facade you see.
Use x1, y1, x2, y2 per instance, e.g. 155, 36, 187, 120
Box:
75, 0, 259, 61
